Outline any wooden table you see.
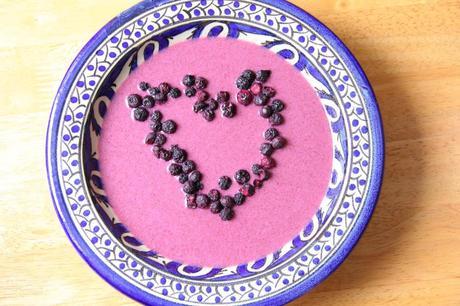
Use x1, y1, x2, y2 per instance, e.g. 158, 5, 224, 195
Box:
1, 0, 459, 305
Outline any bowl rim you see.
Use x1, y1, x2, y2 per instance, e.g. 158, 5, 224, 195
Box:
46, 0, 384, 305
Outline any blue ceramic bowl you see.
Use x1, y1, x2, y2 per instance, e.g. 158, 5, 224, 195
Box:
46, 0, 384, 304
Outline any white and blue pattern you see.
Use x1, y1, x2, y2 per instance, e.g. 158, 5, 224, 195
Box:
47, 0, 383, 305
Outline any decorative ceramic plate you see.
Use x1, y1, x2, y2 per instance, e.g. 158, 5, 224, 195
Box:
46, 0, 384, 305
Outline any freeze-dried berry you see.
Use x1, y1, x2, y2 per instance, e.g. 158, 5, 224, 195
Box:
168, 88, 181, 99
159, 82, 171, 94
234, 169, 251, 185
162, 120, 177, 134
220, 207, 235, 221
148, 87, 160, 96
220, 195, 235, 208
139, 81, 150, 91
133, 107, 149, 121
250, 82, 262, 95
160, 149, 172, 161
150, 121, 162, 132
269, 113, 284, 126
262, 86, 276, 98
193, 101, 208, 113
218, 176, 232, 190
188, 170, 202, 183
216, 91, 230, 103
182, 160, 196, 174
178, 173, 188, 184
272, 136, 286, 149
260, 143, 274, 156
142, 95, 155, 108
208, 189, 221, 202
234, 192, 246, 206
210, 201, 223, 214
168, 163, 182, 176
221, 103, 236, 118
259, 105, 273, 118
264, 127, 279, 141
202, 109, 215, 122
183, 181, 197, 195
236, 77, 251, 90
261, 156, 276, 169
196, 90, 209, 102
150, 110, 162, 122
154, 92, 167, 104
196, 182, 204, 190
259, 168, 271, 181
185, 87, 197, 97
152, 145, 162, 158
254, 94, 270, 106
171, 145, 187, 163
182, 74, 195, 87
252, 164, 263, 175
241, 69, 256, 83
195, 77, 208, 89
196, 194, 210, 208
207, 99, 219, 111
256, 70, 271, 83
144, 132, 157, 145
240, 183, 255, 197
127, 94, 142, 108
253, 179, 263, 189
271, 99, 285, 113
185, 194, 197, 208
237, 90, 253, 106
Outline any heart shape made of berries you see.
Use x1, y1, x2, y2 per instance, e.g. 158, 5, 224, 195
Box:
126, 69, 286, 221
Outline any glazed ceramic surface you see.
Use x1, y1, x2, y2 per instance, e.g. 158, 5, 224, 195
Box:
46, 0, 384, 305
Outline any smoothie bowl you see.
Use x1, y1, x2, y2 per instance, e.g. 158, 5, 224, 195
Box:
46, 0, 384, 305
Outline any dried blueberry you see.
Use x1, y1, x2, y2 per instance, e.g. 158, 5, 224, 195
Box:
271, 99, 285, 112
260, 143, 274, 156
259, 168, 271, 181
162, 120, 177, 134
254, 94, 270, 106
262, 86, 276, 98
159, 82, 171, 94
150, 121, 162, 132
220, 207, 235, 221
138, 81, 150, 91
127, 94, 142, 108
237, 90, 253, 106
168, 88, 181, 99
160, 149, 172, 161
133, 107, 149, 121
182, 160, 196, 174
144, 132, 157, 145
182, 74, 195, 87
241, 69, 256, 83
210, 201, 223, 214
185, 194, 197, 208
269, 113, 284, 126
240, 183, 255, 197
188, 170, 202, 183
168, 163, 182, 176
202, 109, 215, 122
256, 70, 271, 83
220, 195, 235, 208
178, 173, 189, 184
208, 189, 221, 202
236, 77, 251, 90
154, 92, 167, 104
196, 90, 209, 103
221, 103, 236, 118
193, 101, 208, 113
216, 91, 230, 103
207, 99, 219, 111
152, 145, 162, 158
234, 169, 250, 185
148, 87, 160, 96
259, 105, 273, 118
234, 192, 246, 206
195, 77, 208, 90
252, 164, 263, 175
196, 194, 210, 208
253, 179, 264, 189
150, 110, 162, 122
264, 128, 279, 141
272, 136, 286, 149
171, 145, 187, 163
218, 176, 232, 190
250, 82, 262, 95
183, 181, 198, 195
185, 87, 197, 97
142, 95, 155, 108
261, 156, 276, 169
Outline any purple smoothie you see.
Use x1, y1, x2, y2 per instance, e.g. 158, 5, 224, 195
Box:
98, 38, 332, 267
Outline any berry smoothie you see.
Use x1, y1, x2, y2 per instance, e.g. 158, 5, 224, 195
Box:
98, 38, 332, 267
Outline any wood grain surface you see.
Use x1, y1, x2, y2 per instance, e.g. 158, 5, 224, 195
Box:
1, 0, 459, 305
